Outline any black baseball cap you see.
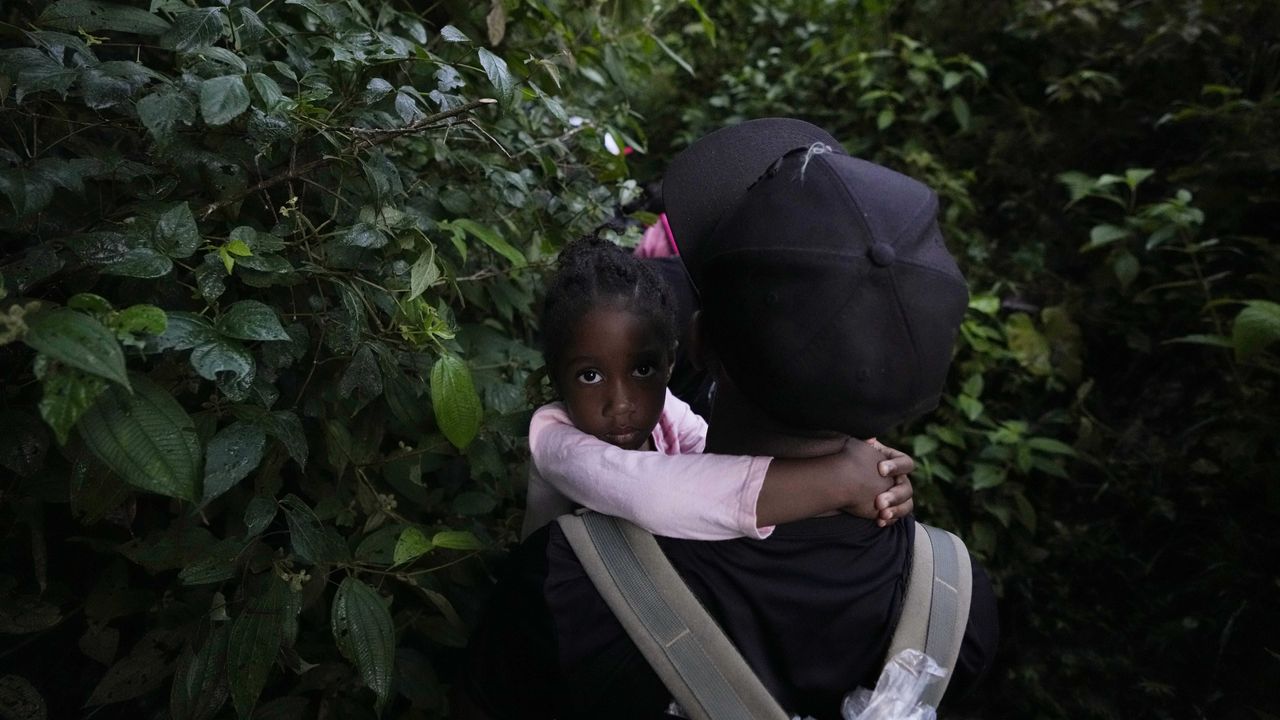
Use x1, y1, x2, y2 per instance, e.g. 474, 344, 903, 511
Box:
681, 134, 969, 439
663, 118, 843, 280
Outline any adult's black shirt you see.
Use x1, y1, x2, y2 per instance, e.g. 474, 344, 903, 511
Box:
461, 513, 997, 720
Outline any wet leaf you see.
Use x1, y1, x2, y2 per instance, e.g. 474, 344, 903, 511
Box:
431, 354, 482, 450
77, 374, 200, 502
203, 421, 267, 504
23, 309, 129, 389
331, 578, 394, 712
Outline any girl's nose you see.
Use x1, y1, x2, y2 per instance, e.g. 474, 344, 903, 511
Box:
605, 382, 634, 416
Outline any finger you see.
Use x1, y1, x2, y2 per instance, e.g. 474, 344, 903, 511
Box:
880, 454, 915, 477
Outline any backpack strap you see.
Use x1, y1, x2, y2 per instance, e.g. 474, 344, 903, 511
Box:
558, 511, 790, 720
885, 522, 974, 707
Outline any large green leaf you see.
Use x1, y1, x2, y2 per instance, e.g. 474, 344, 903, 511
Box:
76, 374, 201, 502
100, 248, 173, 278
168, 7, 227, 52
430, 354, 482, 450
169, 625, 229, 720
23, 308, 129, 389
477, 47, 515, 107
216, 300, 289, 341
35, 359, 107, 445
392, 527, 432, 564
450, 219, 526, 267
136, 91, 193, 140
199, 75, 250, 126
189, 339, 255, 401
280, 494, 349, 564
331, 577, 395, 713
154, 202, 200, 258
86, 629, 182, 706
1232, 300, 1280, 361
40, 0, 171, 35
202, 421, 267, 504
227, 576, 287, 718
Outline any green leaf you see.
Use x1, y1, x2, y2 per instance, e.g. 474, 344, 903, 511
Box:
972, 463, 1006, 490
440, 25, 470, 42
393, 526, 432, 564
168, 7, 226, 52
228, 577, 286, 718
169, 625, 229, 720
86, 629, 181, 706
1082, 224, 1130, 252
342, 222, 388, 249
23, 308, 129, 388
652, 33, 694, 76
190, 339, 255, 401
951, 95, 971, 130
280, 494, 349, 564
449, 219, 525, 266
199, 75, 250, 126
202, 421, 267, 505
251, 73, 287, 112
217, 300, 289, 341
477, 47, 515, 107
1232, 300, 1280, 361
136, 91, 193, 140
102, 248, 173, 278
1004, 313, 1052, 376
956, 393, 984, 421
877, 108, 895, 130
1124, 168, 1155, 189
432, 529, 482, 550
911, 434, 939, 457
155, 202, 200, 258
36, 361, 107, 445
251, 410, 308, 470
77, 375, 201, 502
243, 497, 276, 537
409, 246, 440, 301
150, 312, 218, 352
431, 354, 482, 450
1026, 437, 1078, 456
67, 292, 113, 314
40, 0, 171, 35
114, 305, 167, 339
331, 578, 395, 712
1112, 251, 1139, 290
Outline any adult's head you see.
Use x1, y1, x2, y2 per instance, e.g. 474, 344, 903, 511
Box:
665, 120, 969, 439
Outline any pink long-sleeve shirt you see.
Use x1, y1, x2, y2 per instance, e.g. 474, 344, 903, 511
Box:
521, 389, 775, 541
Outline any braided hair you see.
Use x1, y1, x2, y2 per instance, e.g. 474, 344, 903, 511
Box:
540, 236, 678, 381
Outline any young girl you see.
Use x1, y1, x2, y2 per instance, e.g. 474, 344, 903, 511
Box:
521, 236, 913, 540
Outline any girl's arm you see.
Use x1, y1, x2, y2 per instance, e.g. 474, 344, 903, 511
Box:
528, 399, 914, 540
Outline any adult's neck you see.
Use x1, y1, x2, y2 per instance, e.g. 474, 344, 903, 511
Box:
705, 380, 849, 459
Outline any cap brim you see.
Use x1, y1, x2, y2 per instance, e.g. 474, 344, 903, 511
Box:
663, 118, 843, 282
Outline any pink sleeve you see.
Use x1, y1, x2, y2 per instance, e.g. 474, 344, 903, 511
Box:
528, 402, 773, 540
656, 389, 708, 454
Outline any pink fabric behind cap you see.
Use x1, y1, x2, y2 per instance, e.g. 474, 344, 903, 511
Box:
633, 213, 679, 258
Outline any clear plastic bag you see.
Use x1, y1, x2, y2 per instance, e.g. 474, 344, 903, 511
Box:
839, 649, 947, 720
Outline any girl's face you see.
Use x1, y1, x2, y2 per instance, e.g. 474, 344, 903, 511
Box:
554, 305, 671, 450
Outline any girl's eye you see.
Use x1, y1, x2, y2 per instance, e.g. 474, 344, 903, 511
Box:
633, 364, 655, 378
576, 369, 602, 385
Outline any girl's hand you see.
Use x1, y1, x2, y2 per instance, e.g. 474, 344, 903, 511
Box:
866, 438, 914, 527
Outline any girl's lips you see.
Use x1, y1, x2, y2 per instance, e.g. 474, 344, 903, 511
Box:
602, 429, 644, 446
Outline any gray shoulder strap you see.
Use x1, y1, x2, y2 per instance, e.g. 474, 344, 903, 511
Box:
885, 522, 974, 707
558, 511, 790, 720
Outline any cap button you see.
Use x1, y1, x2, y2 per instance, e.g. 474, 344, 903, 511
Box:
869, 242, 896, 267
